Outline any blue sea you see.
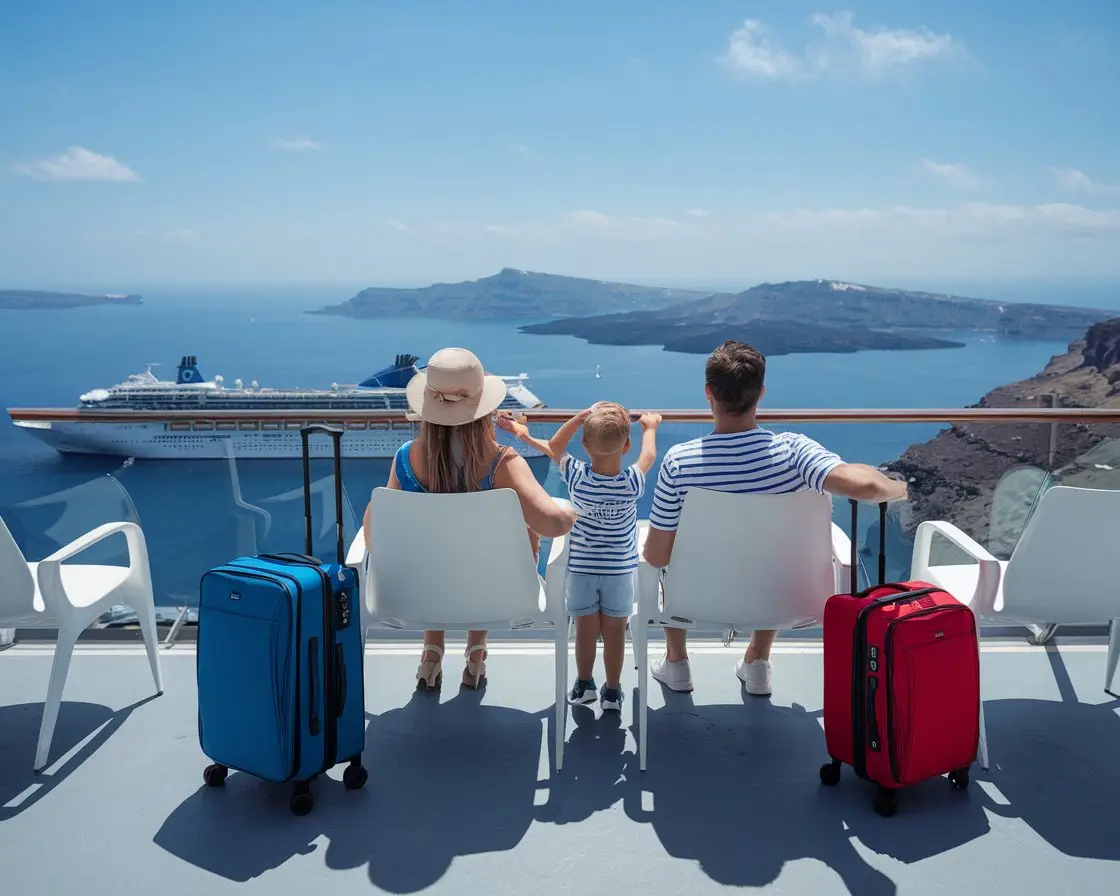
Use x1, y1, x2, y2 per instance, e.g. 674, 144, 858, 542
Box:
0, 284, 1113, 609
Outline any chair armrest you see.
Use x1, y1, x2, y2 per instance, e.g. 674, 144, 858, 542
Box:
41, 521, 149, 568
36, 521, 151, 615
912, 520, 998, 568
346, 528, 367, 567
911, 520, 1002, 614
542, 534, 569, 619
830, 522, 852, 564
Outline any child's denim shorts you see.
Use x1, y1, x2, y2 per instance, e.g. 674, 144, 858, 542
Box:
564, 570, 636, 618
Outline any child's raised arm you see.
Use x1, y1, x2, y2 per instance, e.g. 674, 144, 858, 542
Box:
497, 407, 592, 461
546, 406, 594, 459
634, 412, 661, 475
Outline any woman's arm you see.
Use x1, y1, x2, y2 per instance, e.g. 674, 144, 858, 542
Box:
496, 414, 556, 458
494, 453, 577, 538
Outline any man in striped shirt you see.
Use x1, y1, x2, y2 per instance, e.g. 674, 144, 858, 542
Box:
642, 340, 909, 696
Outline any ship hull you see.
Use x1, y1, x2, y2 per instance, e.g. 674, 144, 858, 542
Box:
13, 420, 547, 460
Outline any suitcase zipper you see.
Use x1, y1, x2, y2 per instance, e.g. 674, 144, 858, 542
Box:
850, 587, 938, 781
202, 566, 303, 779
308, 638, 320, 736
251, 557, 342, 773
883, 603, 974, 783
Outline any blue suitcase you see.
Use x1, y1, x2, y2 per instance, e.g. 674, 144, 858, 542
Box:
196, 424, 367, 815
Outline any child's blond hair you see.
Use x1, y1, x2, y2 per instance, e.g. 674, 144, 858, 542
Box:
582, 402, 631, 456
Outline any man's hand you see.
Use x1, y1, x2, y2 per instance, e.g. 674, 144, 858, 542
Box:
882, 470, 910, 502
639, 412, 662, 431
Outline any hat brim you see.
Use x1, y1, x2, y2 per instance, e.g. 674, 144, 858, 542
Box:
405, 371, 508, 426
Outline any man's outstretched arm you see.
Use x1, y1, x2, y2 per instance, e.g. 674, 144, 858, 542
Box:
823, 464, 909, 504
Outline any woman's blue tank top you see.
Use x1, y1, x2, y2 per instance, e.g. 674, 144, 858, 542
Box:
393, 440, 507, 493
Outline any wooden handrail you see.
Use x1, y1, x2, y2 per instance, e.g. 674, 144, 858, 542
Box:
8, 406, 1120, 424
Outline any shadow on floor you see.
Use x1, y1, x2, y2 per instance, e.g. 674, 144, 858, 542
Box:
154, 686, 548, 891
0, 696, 156, 820
536, 704, 634, 825
976, 648, 1120, 861
622, 688, 992, 894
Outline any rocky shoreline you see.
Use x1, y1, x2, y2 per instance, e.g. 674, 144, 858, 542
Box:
883, 317, 1120, 554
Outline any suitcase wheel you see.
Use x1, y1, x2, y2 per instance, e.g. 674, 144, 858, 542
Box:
819, 760, 841, 787
203, 763, 228, 787
290, 782, 314, 816
343, 761, 368, 791
873, 787, 898, 818
948, 768, 970, 790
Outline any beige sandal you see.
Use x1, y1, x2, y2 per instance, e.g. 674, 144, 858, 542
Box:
462, 643, 487, 689
416, 644, 444, 691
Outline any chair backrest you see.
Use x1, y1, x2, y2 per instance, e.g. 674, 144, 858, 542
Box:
660, 488, 837, 629
365, 487, 543, 629
1000, 485, 1120, 623
0, 515, 35, 618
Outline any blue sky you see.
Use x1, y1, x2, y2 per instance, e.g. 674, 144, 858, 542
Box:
1, 0, 1118, 290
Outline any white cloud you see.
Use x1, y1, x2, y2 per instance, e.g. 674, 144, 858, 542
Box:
721, 10, 962, 81
386, 219, 410, 232
810, 11, 958, 76
1050, 167, 1120, 197
920, 158, 981, 190
686, 208, 712, 218
272, 137, 323, 152
719, 20, 802, 80
12, 146, 138, 182
484, 201, 1119, 244
511, 144, 532, 157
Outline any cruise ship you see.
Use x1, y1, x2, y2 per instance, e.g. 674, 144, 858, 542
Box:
7, 354, 548, 459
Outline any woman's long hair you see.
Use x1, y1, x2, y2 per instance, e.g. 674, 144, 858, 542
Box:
420, 416, 498, 494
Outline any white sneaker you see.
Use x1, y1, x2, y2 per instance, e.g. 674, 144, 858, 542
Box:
651, 653, 693, 692
736, 658, 772, 696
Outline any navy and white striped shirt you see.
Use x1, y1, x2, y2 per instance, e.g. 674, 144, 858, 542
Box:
560, 454, 645, 575
649, 429, 844, 532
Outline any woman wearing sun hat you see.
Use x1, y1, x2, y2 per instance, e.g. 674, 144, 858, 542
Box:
362, 347, 577, 690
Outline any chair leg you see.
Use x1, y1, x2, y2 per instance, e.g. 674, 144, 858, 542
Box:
977, 698, 990, 771
35, 626, 78, 773
135, 591, 164, 695
554, 613, 568, 772
975, 614, 989, 771
1106, 617, 1120, 694
632, 615, 649, 772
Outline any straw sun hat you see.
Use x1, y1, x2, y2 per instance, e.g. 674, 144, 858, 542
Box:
405, 347, 508, 427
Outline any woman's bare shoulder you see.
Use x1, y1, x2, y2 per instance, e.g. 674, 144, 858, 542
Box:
492, 447, 531, 486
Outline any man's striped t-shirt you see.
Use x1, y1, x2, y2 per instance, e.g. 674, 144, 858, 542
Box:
560, 454, 645, 575
649, 428, 844, 531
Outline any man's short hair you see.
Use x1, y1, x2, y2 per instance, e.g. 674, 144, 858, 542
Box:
705, 341, 766, 416
583, 402, 630, 454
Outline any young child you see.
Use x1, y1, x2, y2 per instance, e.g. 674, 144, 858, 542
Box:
500, 403, 660, 710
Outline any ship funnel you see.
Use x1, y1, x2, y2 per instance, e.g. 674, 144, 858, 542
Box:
176, 354, 204, 384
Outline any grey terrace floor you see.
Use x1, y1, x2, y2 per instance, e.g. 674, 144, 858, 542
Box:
2, 634, 1119, 896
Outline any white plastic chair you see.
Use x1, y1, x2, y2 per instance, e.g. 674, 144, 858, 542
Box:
0, 515, 163, 772
632, 489, 850, 771
912, 485, 1120, 702
349, 487, 571, 770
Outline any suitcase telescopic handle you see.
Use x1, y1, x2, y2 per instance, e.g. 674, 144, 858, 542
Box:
848, 498, 889, 593
300, 425, 346, 565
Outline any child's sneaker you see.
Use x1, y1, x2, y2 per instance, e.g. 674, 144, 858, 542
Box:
599, 684, 624, 712
568, 678, 598, 705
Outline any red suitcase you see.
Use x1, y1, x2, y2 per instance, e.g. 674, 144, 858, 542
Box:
819, 500, 980, 816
